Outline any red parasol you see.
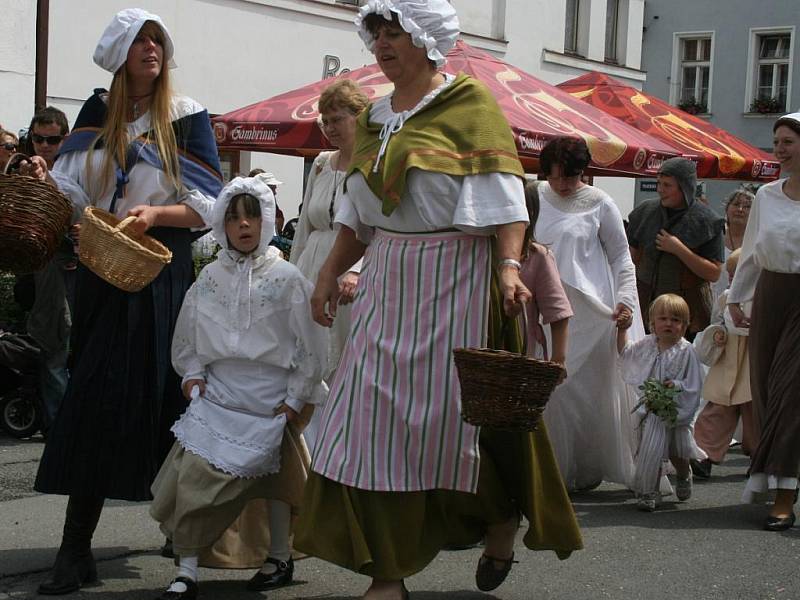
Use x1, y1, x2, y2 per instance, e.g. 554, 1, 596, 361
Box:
557, 72, 780, 181
212, 41, 679, 176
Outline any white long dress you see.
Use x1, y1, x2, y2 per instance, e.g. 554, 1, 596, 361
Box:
289, 151, 361, 380
535, 182, 642, 490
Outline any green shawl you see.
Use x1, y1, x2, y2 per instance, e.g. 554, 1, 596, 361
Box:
348, 73, 524, 216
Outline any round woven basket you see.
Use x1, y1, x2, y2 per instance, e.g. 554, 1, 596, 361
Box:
454, 308, 566, 431
79, 206, 172, 292
0, 154, 73, 273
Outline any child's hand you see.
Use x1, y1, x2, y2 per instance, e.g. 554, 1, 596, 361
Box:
713, 330, 727, 346
613, 303, 633, 329
275, 403, 299, 423
182, 379, 205, 400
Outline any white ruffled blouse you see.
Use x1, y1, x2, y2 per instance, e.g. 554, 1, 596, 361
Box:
170, 246, 329, 478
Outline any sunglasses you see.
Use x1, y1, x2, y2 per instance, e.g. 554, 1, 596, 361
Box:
1, 143, 16, 152
31, 134, 64, 145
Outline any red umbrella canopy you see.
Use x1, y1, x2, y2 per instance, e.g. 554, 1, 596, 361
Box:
212, 41, 679, 176
557, 72, 780, 181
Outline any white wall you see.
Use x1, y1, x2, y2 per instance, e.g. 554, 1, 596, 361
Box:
1, 0, 37, 134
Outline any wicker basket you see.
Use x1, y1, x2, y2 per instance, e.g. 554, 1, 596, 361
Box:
79, 206, 172, 292
0, 154, 73, 273
454, 309, 566, 431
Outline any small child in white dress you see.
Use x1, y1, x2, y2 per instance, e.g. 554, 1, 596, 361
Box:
617, 293, 706, 511
149, 175, 329, 600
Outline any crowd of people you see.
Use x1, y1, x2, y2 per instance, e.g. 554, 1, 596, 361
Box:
3, 1, 800, 599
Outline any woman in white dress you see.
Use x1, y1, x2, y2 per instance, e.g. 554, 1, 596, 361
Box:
289, 79, 367, 450
534, 136, 642, 491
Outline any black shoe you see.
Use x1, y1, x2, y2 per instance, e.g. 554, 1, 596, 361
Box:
246, 557, 294, 591
764, 512, 796, 532
690, 458, 712, 479
161, 538, 175, 559
155, 577, 198, 600
37, 551, 97, 595
475, 552, 517, 592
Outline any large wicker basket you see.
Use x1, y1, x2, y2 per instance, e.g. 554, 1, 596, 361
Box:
454, 309, 566, 431
79, 206, 172, 292
0, 154, 73, 273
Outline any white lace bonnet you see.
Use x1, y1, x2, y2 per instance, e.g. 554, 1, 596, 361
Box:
93, 8, 176, 74
355, 0, 460, 68
212, 175, 277, 254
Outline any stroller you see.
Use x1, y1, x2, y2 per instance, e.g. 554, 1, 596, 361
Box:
0, 329, 43, 438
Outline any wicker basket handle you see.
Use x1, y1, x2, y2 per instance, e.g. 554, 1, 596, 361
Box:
3, 153, 32, 175
115, 216, 140, 234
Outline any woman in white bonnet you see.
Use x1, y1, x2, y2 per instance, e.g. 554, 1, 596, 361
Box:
294, 1, 582, 598
31, 8, 223, 595
728, 112, 800, 531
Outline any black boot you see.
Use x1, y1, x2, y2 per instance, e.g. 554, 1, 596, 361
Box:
38, 495, 104, 595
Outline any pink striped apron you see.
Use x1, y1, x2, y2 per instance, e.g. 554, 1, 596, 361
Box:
311, 230, 491, 493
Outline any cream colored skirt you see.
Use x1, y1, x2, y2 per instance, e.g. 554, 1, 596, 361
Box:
150, 425, 309, 559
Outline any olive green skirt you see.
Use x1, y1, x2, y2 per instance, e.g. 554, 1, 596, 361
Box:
293, 268, 582, 579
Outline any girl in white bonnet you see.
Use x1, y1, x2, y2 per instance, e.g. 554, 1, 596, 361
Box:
149, 175, 328, 599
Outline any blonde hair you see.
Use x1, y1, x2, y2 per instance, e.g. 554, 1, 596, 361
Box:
87, 20, 180, 198
318, 79, 369, 116
648, 293, 690, 330
726, 248, 741, 272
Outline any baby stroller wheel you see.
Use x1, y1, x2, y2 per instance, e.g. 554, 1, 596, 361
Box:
0, 391, 41, 438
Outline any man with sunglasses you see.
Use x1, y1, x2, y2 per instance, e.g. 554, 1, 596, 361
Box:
0, 129, 18, 172
28, 106, 69, 168
18, 106, 73, 434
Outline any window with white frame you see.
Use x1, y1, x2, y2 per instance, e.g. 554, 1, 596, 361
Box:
565, 0, 580, 54
677, 36, 712, 112
754, 33, 791, 112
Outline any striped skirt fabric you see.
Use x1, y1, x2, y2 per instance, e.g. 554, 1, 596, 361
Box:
311, 230, 491, 493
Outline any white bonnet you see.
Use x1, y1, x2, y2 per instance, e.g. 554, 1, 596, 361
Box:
775, 112, 800, 129
93, 8, 176, 74
355, 0, 460, 68
212, 175, 276, 254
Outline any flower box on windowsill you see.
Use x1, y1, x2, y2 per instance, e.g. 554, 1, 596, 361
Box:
676, 98, 708, 116
748, 97, 784, 114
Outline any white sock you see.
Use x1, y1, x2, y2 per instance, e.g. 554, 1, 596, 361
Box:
259, 500, 291, 574
173, 555, 198, 586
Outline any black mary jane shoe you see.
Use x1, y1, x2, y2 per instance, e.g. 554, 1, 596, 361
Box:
246, 557, 294, 591
475, 552, 518, 592
764, 513, 796, 532
37, 551, 97, 595
155, 577, 198, 600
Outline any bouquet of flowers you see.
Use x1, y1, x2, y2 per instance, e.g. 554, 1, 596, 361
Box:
631, 378, 680, 426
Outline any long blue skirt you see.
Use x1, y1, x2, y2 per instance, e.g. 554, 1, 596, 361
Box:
35, 227, 194, 501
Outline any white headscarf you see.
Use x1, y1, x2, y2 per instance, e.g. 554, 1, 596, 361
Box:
211, 175, 276, 256
93, 8, 176, 74
355, 0, 460, 68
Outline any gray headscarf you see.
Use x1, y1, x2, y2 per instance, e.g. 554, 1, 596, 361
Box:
658, 157, 697, 209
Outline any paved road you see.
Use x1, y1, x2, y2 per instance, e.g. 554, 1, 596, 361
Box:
1, 432, 798, 600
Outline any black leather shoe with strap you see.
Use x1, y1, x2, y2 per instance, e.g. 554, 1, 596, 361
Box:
246, 557, 294, 591
475, 552, 518, 592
